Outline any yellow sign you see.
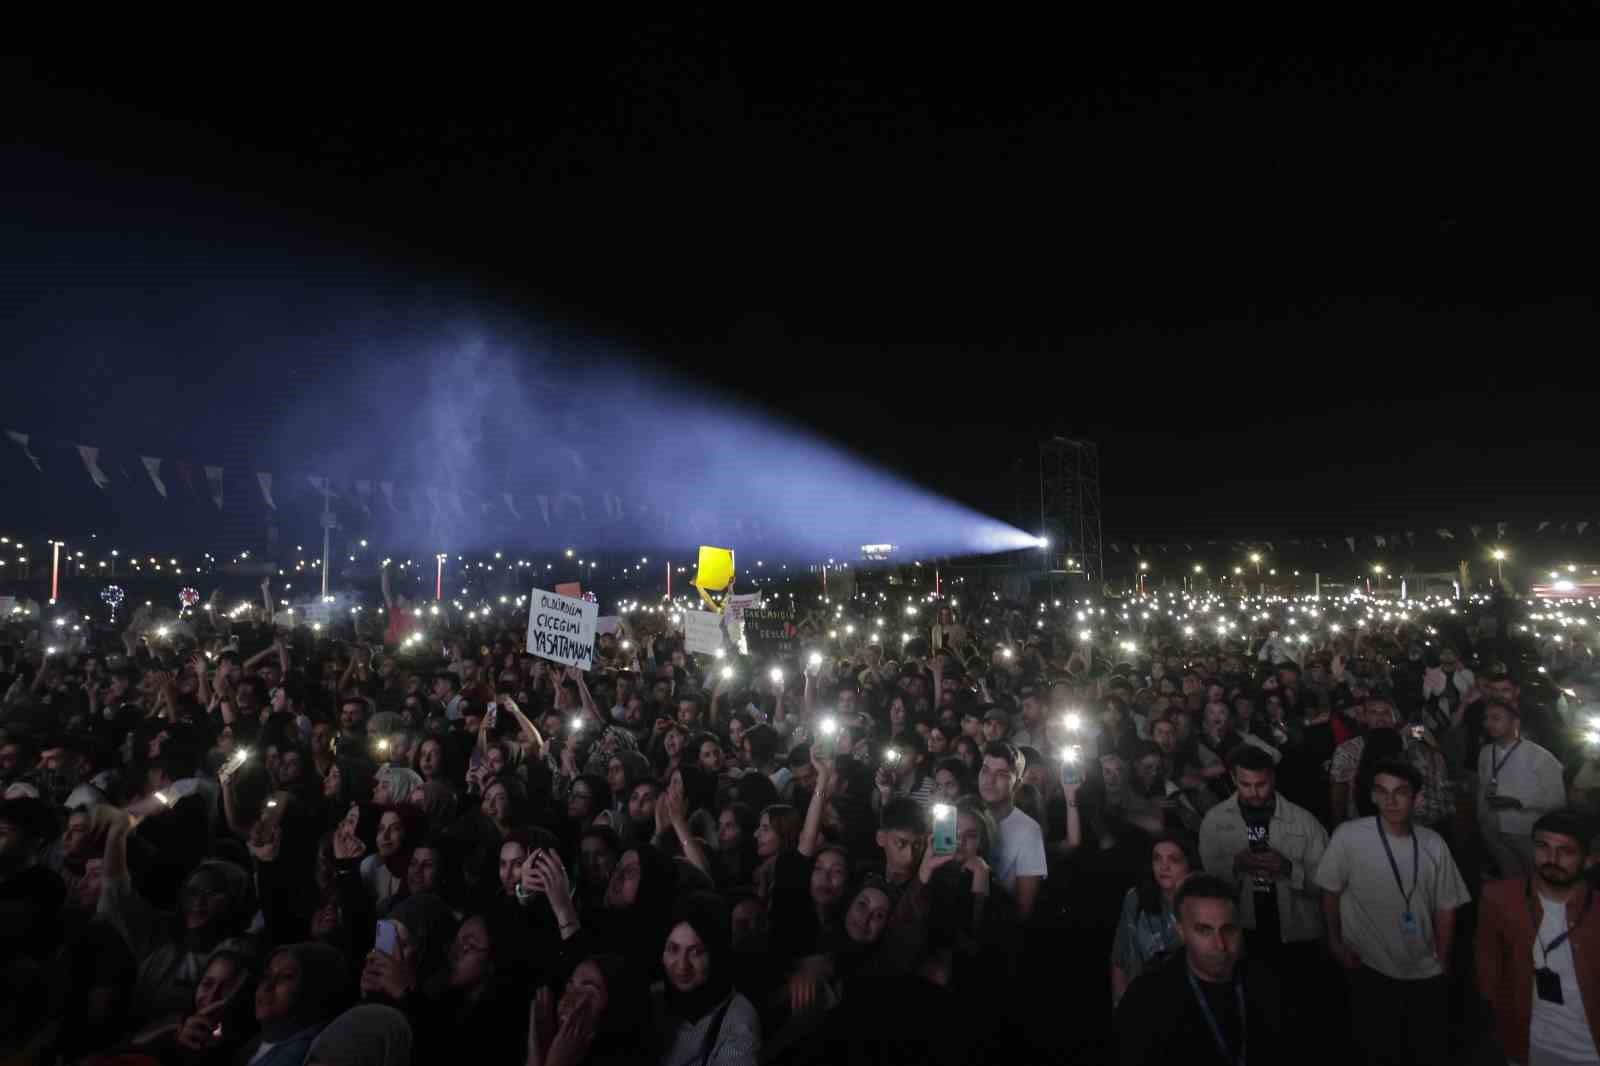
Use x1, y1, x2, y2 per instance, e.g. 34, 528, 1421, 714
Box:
691, 545, 735, 612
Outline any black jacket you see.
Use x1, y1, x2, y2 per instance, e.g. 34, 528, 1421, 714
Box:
1115, 952, 1281, 1066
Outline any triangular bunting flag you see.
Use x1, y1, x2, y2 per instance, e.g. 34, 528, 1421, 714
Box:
537, 495, 550, 525
1468, 525, 1482, 540
1436, 528, 1455, 540
1538, 521, 1551, 533
1405, 531, 1416, 546
1579, 521, 1591, 535
140, 456, 167, 499
6, 430, 42, 472
380, 481, 400, 514
451, 493, 467, 519
355, 480, 373, 516
205, 466, 224, 509
1264, 541, 1275, 552
1375, 535, 1386, 548
1344, 536, 1355, 551
502, 492, 522, 520
1496, 521, 1508, 538
257, 473, 276, 510
76, 445, 110, 490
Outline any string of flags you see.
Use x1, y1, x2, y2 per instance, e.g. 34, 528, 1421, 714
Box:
1108, 523, 1599, 555
3, 428, 652, 534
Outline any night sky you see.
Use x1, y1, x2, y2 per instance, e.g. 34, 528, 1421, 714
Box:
5, 10, 1600, 550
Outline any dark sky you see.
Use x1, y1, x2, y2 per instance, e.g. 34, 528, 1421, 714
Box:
5, 9, 1600, 547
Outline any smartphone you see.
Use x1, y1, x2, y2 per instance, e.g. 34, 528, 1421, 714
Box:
1409, 725, 1425, 740
814, 718, 837, 760
931, 803, 957, 855
374, 919, 399, 957
1059, 746, 1083, 786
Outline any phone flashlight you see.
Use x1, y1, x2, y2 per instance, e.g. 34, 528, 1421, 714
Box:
721, 666, 734, 680
621, 640, 632, 650
884, 747, 900, 764
1062, 746, 1080, 764
809, 652, 822, 667
769, 667, 783, 684
46, 646, 58, 655
266, 799, 279, 808
1063, 712, 1082, 732
377, 738, 390, 752
154, 790, 172, 806
570, 716, 584, 732
233, 748, 251, 766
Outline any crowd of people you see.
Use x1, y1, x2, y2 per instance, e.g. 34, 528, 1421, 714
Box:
1, 568, 1599, 1065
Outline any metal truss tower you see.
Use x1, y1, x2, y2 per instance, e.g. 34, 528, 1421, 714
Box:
1039, 436, 1104, 589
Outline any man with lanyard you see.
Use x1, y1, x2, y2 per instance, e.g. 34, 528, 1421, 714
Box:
1116, 873, 1283, 1065
1318, 759, 1471, 1066
1479, 700, 1568, 881
1477, 811, 1600, 1065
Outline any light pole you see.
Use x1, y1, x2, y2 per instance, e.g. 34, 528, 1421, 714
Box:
1250, 552, 1263, 595
1138, 560, 1148, 596
1492, 548, 1506, 585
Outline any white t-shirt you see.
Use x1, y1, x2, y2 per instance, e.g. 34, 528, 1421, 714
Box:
993, 806, 1048, 892
1314, 817, 1471, 980
1530, 893, 1600, 1062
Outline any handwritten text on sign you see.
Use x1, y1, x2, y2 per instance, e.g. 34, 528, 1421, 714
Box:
526, 587, 599, 669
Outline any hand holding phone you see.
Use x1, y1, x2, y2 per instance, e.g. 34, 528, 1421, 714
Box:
374, 919, 400, 957
931, 803, 957, 855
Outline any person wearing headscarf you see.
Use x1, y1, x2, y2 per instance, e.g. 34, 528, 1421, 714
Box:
372, 766, 423, 808
238, 942, 349, 1066
653, 892, 760, 1066
527, 843, 680, 983
98, 805, 257, 1028
305, 1003, 413, 1066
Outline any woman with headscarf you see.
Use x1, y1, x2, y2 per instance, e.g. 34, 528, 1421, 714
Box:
305, 1003, 413, 1066
372, 766, 423, 808
238, 942, 349, 1066
521, 842, 679, 981
98, 805, 259, 1030
526, 952, 651, 1066
653, 892, 761, 1066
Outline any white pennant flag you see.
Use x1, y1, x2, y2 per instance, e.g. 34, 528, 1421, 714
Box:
559, 492, 587, 522
308, 476, 330, 496
6, 431, 42, 472
536, 494, 550, 524
1375, 534, 1387, 547
1344, 536, 1356, 551
354, 480, 373, 516
1538, 521, 1551, 533
502, 492, 522, 520
257, 473, 276, 509
425, 488, 441, 515
204, 466, 224, 509
140, 456, 168, 499
1435, 528, 1455, 540
380, 481, 400, 514
76, 445, 110, 490
1496, 521, 1508, 538
451, 493, 467, 518
1579, 521, 1591, 535
1469, 524, 1482, 540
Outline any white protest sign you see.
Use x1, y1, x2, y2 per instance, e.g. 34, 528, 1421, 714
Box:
526, 587, 598, 669
683, 610, 727, 656
597, 616, 620, 636
727, 593, 763, 619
